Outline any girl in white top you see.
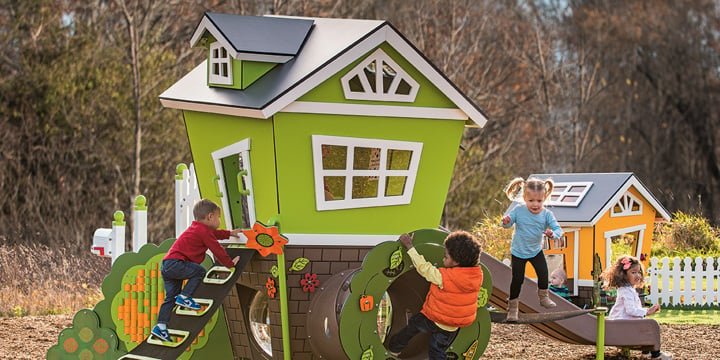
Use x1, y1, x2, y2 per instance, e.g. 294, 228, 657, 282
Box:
601, 255, 672, 360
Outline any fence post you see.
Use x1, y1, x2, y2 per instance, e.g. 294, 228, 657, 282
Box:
176, 164, 191, 238
133, 195, 148, 252
111, 211, 126, 264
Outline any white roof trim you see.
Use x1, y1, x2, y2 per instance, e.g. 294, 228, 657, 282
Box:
590, 176, 671, 225
282, 101, 468, 120
159, 98, 266, 118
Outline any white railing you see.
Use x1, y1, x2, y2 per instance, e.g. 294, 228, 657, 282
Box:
92, 163, 199, 263
646, 256, 720, 307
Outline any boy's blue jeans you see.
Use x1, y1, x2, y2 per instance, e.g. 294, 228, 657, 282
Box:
388, 312, 458, 360
156, 259, 206, 324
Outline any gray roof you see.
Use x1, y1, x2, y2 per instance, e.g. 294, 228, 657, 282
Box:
203, 12, 314, 57
506, 173, 671, 225
161, 13, 489, 126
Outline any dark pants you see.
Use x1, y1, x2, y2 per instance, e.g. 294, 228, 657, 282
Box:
510, 252, 549, 300
388, 313, 458, 360
156, 259, 206, 324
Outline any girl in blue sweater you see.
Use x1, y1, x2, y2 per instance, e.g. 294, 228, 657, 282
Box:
502, 177, 563, 321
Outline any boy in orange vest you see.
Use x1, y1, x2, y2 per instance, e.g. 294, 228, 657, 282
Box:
388, 231, 483, 360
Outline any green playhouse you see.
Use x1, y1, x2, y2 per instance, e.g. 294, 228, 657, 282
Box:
48, 12, 665, 360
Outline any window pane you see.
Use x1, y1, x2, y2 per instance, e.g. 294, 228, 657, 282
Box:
322, 145, 347, 170
396, 79, 412, 95
385, 176, 407, 196
249, 291, 272, 356
348, 74, 364, 92
569, 186, 586, 193
354, 147, 381, 170
352, 176, 378, 198
563, 195, 579, 203
323, 176, 345, 200
386, 149, 411, 170
381, 62, 396, 94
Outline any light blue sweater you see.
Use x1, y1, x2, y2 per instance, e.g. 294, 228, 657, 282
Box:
503, 205, 563, 258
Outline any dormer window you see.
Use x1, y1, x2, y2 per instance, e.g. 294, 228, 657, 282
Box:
209, 42, 233, 85
546, 182, 593, 207
611, 192, 642, 217
341, 49, 419, 102
312, 135, 422, 211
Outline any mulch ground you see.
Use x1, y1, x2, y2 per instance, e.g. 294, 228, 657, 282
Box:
1, 314, 715, 359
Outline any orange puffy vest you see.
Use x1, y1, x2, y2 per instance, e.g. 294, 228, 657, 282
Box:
421, 266, 484, 328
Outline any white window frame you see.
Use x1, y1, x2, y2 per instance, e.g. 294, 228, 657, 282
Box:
209, 42, 233, 85
340, 48, 419, 102
546, 181, 593, 207
611, 192, 643, 217
604, 224, 646, 271
311, 135, 422, 211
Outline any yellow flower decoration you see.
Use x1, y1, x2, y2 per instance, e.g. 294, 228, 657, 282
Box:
243, 221, 288, 257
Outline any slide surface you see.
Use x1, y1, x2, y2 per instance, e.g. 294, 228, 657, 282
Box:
480, 252, 661, 352
123, 247, 255, 360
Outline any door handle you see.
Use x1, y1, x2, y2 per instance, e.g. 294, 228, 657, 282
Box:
237, 170, 250, 196
212, 175, 223, 197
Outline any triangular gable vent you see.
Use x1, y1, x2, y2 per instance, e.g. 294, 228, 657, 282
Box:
611, 192, 643, 217
341, 48, 419, 102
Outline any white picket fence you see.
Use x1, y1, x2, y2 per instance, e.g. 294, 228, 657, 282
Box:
91, 163, 200, 263
646, 256, 720, 306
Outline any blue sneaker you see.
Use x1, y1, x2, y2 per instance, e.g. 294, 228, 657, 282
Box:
175, 294, 202, 310
151, 325, 171, 342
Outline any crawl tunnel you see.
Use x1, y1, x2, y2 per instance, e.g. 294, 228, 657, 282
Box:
306, 229, 492, 360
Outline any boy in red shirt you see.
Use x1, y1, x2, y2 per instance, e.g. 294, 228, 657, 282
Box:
388, 231, 483, 360
151, 199, 241, 341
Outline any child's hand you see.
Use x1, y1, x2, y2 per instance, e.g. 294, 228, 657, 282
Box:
399, 233, 414, 249
646, 303, 661, 316
501, 216, 510, 225
543, 229, 554, 238
230, 228, 243, 237
232, 256, 240, 265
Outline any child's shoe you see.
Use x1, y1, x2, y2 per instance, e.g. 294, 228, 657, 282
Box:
650, 352, 672, 360
538, 289, 557, 308
506, 298, 519, 322
175, 294, 202, 310
151, 325, 171, 342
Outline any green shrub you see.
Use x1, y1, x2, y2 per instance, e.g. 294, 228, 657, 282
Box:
472, 215, 513, 260
652, 211, 720, 258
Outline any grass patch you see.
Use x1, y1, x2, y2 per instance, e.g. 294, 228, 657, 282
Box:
651, 308, 720, 325
0, 244, 109, 317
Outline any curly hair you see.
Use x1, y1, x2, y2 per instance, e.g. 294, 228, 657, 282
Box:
600, 255, 645, 290
444, 231, 482, 267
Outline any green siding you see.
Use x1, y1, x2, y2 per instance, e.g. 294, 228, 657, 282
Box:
242, 61, 277, 89
183, 111, 279, 228
273, 112, 464, 235
298, 43, 456, 109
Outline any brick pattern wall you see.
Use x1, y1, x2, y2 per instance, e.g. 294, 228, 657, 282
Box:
224, 245, 371, 359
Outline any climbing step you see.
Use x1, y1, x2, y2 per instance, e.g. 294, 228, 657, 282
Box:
203, 266, 235, 284
146, 329, 190, 347
175, 298, 214, 316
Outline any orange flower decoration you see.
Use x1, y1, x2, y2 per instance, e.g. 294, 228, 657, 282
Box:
243, 221, 288, 257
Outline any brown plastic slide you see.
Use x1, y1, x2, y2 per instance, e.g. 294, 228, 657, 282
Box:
480, 252, 661, 352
